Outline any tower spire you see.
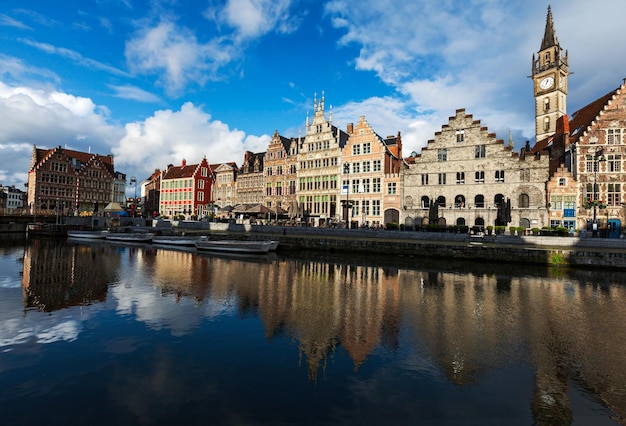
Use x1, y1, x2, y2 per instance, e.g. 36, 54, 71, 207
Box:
540, 5, 558, 51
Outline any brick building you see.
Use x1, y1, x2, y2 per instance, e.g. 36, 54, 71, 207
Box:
27, 145, 116, 216
237, 151, 265, 205
159, 158, 212, 219
340, 116, 403, 227
264, 131, 299, 215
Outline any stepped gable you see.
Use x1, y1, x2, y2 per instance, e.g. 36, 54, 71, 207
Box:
30, 145, 115, 174
569, 88, 620, 141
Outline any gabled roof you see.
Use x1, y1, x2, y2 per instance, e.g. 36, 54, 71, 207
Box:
30, 146, 115, 175
569, 88, 619, 141
162, 164, 198, 180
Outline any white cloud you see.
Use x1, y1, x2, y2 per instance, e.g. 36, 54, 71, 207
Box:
108, 84, 162, 103
18, 38, 129, 77
125, 21, 235, 96
218, 0, 296, 39
0, 81, 123, 187
0, 13, 32, 30
113, 102, 264, 179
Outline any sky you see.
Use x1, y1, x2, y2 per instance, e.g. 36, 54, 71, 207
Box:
1, 0, 626, 191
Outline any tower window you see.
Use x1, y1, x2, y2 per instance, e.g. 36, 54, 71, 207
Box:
544, 97, 550, 112
544, 117, 550, 132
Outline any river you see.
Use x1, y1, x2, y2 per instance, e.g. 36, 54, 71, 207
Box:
0, 237, 624, 425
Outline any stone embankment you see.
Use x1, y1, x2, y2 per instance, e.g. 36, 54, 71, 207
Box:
200, 223, 626, 270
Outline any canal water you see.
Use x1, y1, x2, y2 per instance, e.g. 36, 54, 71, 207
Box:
0, 238, 625, 425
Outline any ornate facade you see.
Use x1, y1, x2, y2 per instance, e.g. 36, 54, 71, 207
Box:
340, 116, 403, 227
297, 93, 349, 226
237, 151, 265, 205
401, 109, 549, 230
27, 145, 116, 216
264, 131, 299, 215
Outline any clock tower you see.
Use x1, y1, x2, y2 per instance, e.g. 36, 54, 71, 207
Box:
532, 6, 569, 142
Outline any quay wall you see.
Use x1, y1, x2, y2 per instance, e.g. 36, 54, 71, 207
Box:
204, 223, 626, 270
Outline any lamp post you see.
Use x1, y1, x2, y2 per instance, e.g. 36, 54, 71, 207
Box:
130, 176, 137, 217
342, 163, 350, 228
592, 148, 605, 238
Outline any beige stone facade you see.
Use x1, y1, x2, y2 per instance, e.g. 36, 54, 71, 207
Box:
401, 109, 550, 230
546, 165, 577, 232
297, 94, 348, 226
211, 162, 238, 207
237, 151, 264, 205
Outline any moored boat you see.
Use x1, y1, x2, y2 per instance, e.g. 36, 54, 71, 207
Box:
152, 235, 200, 246
67, 230, 109, 239
195, 239, 273, 254
268, 240, 279, 251
105, 232, 154, 243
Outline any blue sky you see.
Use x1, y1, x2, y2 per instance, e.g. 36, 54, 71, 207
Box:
1, 0, 626, 189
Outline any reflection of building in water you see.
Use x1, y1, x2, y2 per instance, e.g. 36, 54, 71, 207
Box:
255, 258, 401, 381
151, 249, 212, 302
21, 240, 115, 311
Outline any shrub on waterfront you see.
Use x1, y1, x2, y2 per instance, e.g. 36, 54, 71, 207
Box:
386, 222, 399, 230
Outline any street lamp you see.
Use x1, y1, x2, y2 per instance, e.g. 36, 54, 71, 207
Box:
342, 163, 350, 228
592, 148, 605, 237
130, 176, 137, 217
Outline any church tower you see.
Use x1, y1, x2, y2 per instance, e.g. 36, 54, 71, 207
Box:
532, 6, 569, 142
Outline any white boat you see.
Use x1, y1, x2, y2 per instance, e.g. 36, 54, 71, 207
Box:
268, 240, 279, 251
195, 239, 274, 254
67, 230, 109, 239
152, 235, 200, 246
105, 232, 154, 243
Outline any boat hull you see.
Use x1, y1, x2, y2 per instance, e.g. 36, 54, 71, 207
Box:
67, 230, 108, 239
105, 233, 154, 243
153, 236, 199, 246
195, 240, 273, 254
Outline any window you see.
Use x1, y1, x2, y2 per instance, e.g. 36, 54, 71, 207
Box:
608, 154, 621, 172
608, 183, 621, 206
421, 196, 430, 208
198, 192, 204, 201
198, 180, 205, 189
387, 182, 397, 194
421, 174, 429, 185
474, 195, 485, 208
438, 173, 446, 185
455, 195, 465, 208
362, 179, 370, 193
372, 200, 380, 216
456, 172, 465, 184
363, 143, 371, 154
495, 170, 505, 182
352, 162, 360, 173
437, 149, 447, 162
608, 129, 622, 144
362, 161, 370, 172
352, 179, 359, 194
456, 130, 465, 143
373, 160, 381, 172
586, 155, 601, 173
201, 167, 208, 177
352, 145, 361, 155
363, 200, 370, 215
372, 178, 381, 192
475, 171, 484, 183
544, 117, 550, 132
544, 97, 550, 112
475, 145, 486, 159
558, 177, 566, 186
519, 193, 530, 208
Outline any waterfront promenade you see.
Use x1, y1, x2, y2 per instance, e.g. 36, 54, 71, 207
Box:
202, 223, 626, 270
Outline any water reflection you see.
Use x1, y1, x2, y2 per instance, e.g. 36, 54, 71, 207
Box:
2, 239, 625, 424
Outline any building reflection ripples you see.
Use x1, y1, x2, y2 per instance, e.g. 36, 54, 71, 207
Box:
8, 239, 626, 425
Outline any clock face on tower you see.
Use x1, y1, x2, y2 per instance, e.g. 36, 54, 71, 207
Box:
540, 77, 554, 90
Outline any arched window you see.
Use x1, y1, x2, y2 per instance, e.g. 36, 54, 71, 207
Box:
421, 196, 430, 208
404, 195, 414, 208
456, 217, 466, 226
436, 196, 446, 207
519, 218, 530, 229
475, 217, 485, 227
494, 194, 505, 208
544, 97, 550, 112
544, 117, 550, 132
455, 195, 465, 208
519, 193, 530, 208
474, 194, 485, 208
